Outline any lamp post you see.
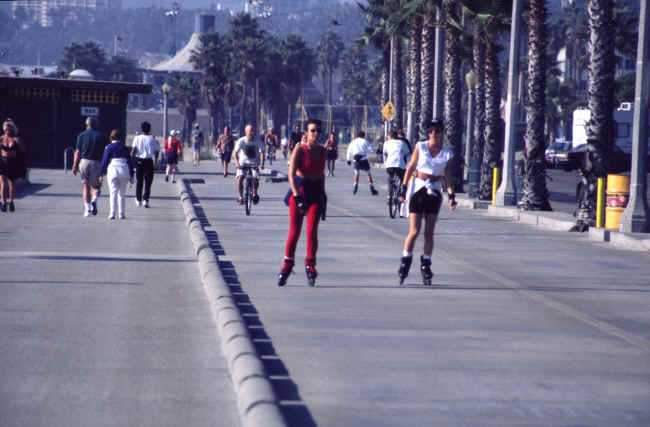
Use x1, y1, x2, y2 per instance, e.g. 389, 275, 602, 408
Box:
620, 0, 649, 233
162, 82, 172, 143
495, 0, 522, 206
465, 70, 478, 194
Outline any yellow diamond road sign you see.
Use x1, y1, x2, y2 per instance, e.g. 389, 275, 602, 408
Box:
381, 101, 395, 121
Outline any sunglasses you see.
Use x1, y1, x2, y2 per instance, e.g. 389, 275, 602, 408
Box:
308, 128, 321, 133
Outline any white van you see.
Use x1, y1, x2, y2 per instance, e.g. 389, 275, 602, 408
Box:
572, 103, 648, 154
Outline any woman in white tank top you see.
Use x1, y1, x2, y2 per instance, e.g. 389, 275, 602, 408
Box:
396, 120, 457, 286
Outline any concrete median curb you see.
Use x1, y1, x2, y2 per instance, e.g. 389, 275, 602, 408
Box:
177, 180, 287, 427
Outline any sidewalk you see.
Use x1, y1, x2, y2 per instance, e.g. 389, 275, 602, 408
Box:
3, 160, 649, 427
0, 167, 239, 427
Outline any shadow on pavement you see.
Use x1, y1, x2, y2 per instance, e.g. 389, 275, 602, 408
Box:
15, 182, 51, 198
219, 261, 317, 427
187, 184, 317, 427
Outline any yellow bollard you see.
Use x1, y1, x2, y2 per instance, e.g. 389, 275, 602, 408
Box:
492, 167, 500, 206
605, 174, 630, 229
596, 177, 605, 228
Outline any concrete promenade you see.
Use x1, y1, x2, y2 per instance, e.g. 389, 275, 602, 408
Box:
2, 157, 650, 427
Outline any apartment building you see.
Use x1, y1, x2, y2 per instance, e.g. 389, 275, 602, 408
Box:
13, 0, 122, 27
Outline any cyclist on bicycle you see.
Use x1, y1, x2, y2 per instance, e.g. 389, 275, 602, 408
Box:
264, 129, 278, 160
383, 129, 411, 202
234, 124, 264, 205
346, 130, 378, 195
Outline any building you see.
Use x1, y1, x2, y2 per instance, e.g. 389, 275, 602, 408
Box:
12, 0, 122, 27
0, 74, 150, 167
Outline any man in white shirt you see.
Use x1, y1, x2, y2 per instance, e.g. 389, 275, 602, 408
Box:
383, 129, 412, 192
234, 124, 265, 205
130, 121, 160, 208
346, 130, 378, 195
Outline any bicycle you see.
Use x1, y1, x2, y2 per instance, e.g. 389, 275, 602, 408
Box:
387, 174, 403, 218
241, 165, 255, 216
266, 145, 276, 166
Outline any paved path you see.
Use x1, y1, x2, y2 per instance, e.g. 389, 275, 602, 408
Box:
2, 157, 649, 427
0, 168, 239, 427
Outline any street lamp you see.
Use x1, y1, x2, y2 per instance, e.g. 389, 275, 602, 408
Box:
162, 82, 172, 144
465, 70, 479, 197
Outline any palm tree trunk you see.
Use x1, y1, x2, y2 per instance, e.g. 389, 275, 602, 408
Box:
520, 0, 552, 211
393, 38, 404, 130
419, 8, 436, 139
443, 0, 463, 192
479, 34, 502, 200
575, 0, 616, 226
407, 13, 422, 141
381, 45, 390, 108
472, 21, 486, 165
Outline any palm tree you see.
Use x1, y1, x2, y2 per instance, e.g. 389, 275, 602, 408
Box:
460, 0, 511, 200
574, 0, 616, 229
317, 31, 345, 106
519, 0, 552, 211
443, 0, 464, 192
419, 4, 437, 139
405, 5, 423, 140
191, 32, 231, 142
169, 73, 201, 143
472, 19, 486, 172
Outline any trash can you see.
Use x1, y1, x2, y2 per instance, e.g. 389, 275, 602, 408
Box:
605, 174, 630, 229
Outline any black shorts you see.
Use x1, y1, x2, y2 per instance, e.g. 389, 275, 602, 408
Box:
386, 167, 405, 181
166, 152, 178, 165
221, 150, 232, 163
327, 149, 337, 160
353, 156, 370, 171
409, 187, 442, 215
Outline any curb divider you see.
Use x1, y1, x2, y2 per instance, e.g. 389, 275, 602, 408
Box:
177, 180, 287, 427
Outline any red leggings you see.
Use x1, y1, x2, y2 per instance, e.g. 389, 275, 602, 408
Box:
284, 195, 321, 262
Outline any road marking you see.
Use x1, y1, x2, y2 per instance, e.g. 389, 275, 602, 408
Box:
329, 203, 650, 353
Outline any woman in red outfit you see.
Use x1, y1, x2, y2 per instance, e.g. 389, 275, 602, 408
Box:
278, 119, 327, 287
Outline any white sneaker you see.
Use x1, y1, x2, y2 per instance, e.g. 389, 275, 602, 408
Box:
108, 214, 115, 220
143, 200, 149, 208
135, 199, 141, 207
84, 210, 91, 217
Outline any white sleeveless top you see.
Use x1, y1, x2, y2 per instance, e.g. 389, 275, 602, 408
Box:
415, 141, 453, 176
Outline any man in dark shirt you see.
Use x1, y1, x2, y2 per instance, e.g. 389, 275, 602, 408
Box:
289, 124, 302, 152
71, 117, 109, 217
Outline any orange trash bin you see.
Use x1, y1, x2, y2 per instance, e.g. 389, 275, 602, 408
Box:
605, 174, 630, 230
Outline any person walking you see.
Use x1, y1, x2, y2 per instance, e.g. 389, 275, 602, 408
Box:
325, 132, 338, 177
164, 129, 182, 183
278, 119, 327, 287
191, 123, 204, 167
397, 120, 457, 286
215, 125, 235, 177
99, 129, 134, 220
289, 124, 302, 152
71, 117, 109, 217
131, 121, 160, 208
234, 124, 264, 205
346, 130, 378, 195
0, 118, 26, 212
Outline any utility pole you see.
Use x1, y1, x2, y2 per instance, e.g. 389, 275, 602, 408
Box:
620, 0, 650, 232
432, 5, 444, 121
495, 0, 521, 206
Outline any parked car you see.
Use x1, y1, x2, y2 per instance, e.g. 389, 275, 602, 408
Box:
545, 140, 572, 169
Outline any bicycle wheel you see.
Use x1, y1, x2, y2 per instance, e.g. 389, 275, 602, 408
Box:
388, 180, 397, 218
245, 177, 252, 216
